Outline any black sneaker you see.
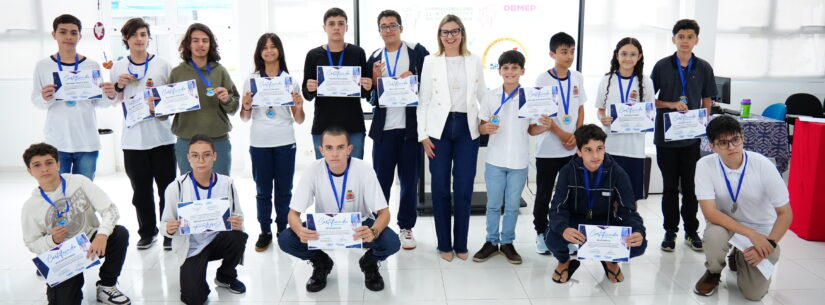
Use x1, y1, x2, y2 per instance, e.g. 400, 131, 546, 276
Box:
359, 249, 385, 291
728, 248, 739, 272
306, 251, 334, 292
472, 242, 499, 262
685, 232, 704, 251
499, 244, 522, 265
163, 237, 172, 251
661, 231, 677, 252
215, 278, 246, 294
255, 232, 273, 252
136, 235, 157, 250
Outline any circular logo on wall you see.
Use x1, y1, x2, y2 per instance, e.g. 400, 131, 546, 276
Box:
482, 37, 528, 71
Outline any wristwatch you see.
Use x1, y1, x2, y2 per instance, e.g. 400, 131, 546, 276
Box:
370, 227, 380, 239
114, 83, 124, 93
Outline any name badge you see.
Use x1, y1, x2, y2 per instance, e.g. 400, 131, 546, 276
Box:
602, 192, 611, 197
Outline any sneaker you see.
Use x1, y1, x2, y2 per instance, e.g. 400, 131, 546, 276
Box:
535, 233, 551, 255
399, 229, 417, 250
472, 242, 499, 262
499, 244, 522, 265
215, 278, 246, 294
693, 270, 722, 296
163, 237, 172, 251
661, 231, 676, 252
359, 249, 385, 291
728, 249, 739, 272
255, 232, 273, 252
685, 232, 704, 251
306, 251, 334, 292
136, 235, 157, 250
96, 284, 131, 305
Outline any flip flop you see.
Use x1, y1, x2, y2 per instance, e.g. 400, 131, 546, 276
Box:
601, 261, 624, 283
552, 259, 581, 284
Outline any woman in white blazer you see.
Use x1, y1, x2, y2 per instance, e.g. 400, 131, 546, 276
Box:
417, 14, 486, 262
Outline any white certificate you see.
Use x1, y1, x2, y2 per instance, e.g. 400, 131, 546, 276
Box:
152, 79, 201, 116
609, 102, 656, 134
53, 70, 103, 101
729, 234, 775, 280
250, 76, 295, 107
32, 232, 101, 287
664, 109, 709, 141
378, 76, 419, 107
177, 197, 231, 235
317, 66, 361, 97
122, 90, 153, 128
576, 225, 632, 262
306, 212, 362, 250
518, 86, 559, 119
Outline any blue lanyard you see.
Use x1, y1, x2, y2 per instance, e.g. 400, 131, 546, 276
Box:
582, 165, 605, 211
189, 60, 212, 88
494, 86, 520, 116
189, 172, 216, 200
326, 158, 351, 212
39, 176, 70, 218
616, 72, 635, 104
383, 43, 403, 77
719, 152, 748, 204
552, 68, 571, 115
260, 69, 283, 78
56, 53, 79, 72
326, 44, 346, 66
676, 56, 694, 98
127, 55, 152, 81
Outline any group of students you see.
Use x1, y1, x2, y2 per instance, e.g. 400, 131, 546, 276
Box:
21, 8, 792, 305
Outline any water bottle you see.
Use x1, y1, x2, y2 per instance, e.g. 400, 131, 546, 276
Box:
740, 99, 751, 118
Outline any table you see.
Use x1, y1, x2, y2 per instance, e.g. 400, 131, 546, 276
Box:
700, 114, 790, 173
788, 119, 825, 241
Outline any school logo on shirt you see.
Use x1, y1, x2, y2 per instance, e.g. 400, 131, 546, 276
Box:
345, 190, 355, 201
146, 78, 154, 88
630, 90, 639, 102
573, 85, 580, 97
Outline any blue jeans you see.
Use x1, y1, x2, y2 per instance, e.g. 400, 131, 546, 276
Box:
484, 163, 528, 245
312, 132, 365, 160
430, 113, 480, 253
250, 144, 296, 234
372, 129, 421, 229
278, 218, 400, 261
175, 138, 231, 175
545, 224, 648, 262
58, 151, 99, 180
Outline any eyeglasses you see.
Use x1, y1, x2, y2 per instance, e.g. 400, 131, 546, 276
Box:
188, 152, 214, 160
439, 28, 462, 37
713, 136, 743, 149
379, 24, 401, 32
618, 52, 639, 58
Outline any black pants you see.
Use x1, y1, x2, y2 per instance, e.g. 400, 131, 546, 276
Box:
533, 156, 574, 234
656, 143, 700, 234
46, 225, 130, 305
123, 144, 177, 239
180, 230, 248, 305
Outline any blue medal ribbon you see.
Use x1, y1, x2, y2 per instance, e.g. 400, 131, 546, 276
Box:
718, 152, 748, 213
260, 70, 283, 118
676, 55, 694, 103
326, 44, 346, 66
189, 172, 216, 200
189, 60, 213, 95
326, 158, 351, 213
56, 53, 79, 72
383, 43, 403, 77
582, 165, 605, 217
127, 55, 152, 81
491, 86, 520, 124
40, 176, 70, 226
616, 72, 635, 104
552, 68, 572, 123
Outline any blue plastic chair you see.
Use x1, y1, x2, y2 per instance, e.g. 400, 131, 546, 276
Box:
762, 103, 787, 121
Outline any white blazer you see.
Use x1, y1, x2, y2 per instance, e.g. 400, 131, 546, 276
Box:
417, 54, 487, 141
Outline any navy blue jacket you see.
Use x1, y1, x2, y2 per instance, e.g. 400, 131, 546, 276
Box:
548, 154, 646, 236
366, 42, 430, 142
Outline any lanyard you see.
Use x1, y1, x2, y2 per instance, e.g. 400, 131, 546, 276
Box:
189, 172, 216, 200
719, 153, 748, 207
260, 69, 283, 78
127, 54, 152, 80
39, 176, 70, 218
189, 60, 212, 88
383, 43, 403, 77
326, 158, 351, 212
616, 72, 635, 104
552, 68, 571, 115
326, 44, 346, 66
676, 56, 694, 99
582, 165, 605, 211
56, 53, 79, 72
494, 86, 520, 116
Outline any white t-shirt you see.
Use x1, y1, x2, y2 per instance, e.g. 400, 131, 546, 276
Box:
242, 71, 297, 148
446, 56, 468, 113
534, 69, 587, 158
110, 55, 176, 150
290, 158, 388, 220
31, 56, 115, 152
478, 86, 530, 169
379, 46, 411, 131
695, 151, 789, 235
595, 73, 655, 158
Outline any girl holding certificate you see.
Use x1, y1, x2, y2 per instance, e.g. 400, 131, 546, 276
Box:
417, 14, 486, 262
239, 33, 305, 252
595, 38, 655, 202
168, 23, 240, 176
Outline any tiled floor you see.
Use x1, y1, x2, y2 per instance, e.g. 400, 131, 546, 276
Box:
2, 172, 824, 305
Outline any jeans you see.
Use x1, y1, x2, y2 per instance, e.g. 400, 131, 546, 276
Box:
249, 144, 296, 233
58, 151, 99, 180
312, 132, 366, 160
656, 143, 700, 234
175, 138, 232, 176
484, 163, 528, 245
372, 129, 421, 229
278, 218, 400, 261
533, 156, 574, 234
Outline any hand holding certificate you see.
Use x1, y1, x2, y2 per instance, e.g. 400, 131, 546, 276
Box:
250, 76, 296, 107
609, 102, 655, 133
317, 66, 361, 97
378, 76, 419, 107
664, 108, 709, 141
306, 212, 362, 250
729, 234, 775, 279
576, 225, 632, 262
177, 197, 231, 235
53, 70, 104, 101
32, 233, 101, 287
122, 90, 153, 128
518, 86, 559, 119
152, 79, 201, 116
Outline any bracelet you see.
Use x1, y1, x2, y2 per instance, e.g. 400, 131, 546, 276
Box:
114, 84, 124, 93
242, 107, 252, 112
768, 239, 777, 248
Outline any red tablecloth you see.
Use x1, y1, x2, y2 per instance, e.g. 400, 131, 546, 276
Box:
789, 120, 825, 241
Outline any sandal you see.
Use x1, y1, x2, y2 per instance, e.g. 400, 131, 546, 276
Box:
552, 259, 581, 284
601, 261, 624, 283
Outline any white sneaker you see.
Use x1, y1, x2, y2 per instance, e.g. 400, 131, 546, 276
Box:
535, 233, 551, 255
400, 229, 417, 250
96, 284, 131, 305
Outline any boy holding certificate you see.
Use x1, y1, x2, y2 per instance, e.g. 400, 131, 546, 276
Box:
278, 126, 400, 292
302, 7, 373, 159
162, 134, 247, 304
528, 32, 587, 255
31, 14, 118, 181
651, 19, 717, 252
693, 116, 791, 301
21, 143, 131, 305
472, 50, 529, 264
545, 125, 647, 284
